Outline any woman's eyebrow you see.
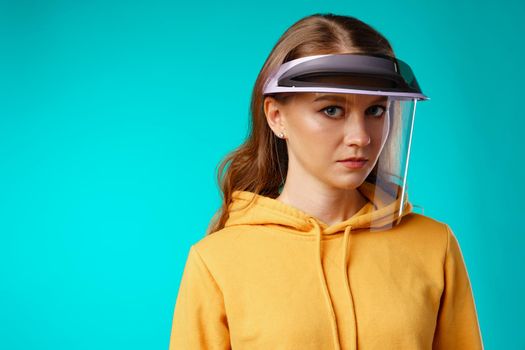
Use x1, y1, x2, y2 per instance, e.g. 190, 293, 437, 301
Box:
312, 94, 388, 104
369, 96, 389, 104
312, 94, 347, 103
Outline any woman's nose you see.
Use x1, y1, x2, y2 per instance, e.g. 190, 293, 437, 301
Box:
343, 114, 371, 147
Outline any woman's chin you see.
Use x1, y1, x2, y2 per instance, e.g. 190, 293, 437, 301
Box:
328, 174, 368, 190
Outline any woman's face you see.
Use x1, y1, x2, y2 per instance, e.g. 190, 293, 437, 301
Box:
265, 92, 391, 190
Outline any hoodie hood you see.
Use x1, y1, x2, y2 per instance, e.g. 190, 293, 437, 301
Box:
223, 180, 413, 350
224, 180, 413, 234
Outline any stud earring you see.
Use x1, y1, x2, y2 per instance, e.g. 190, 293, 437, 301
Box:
278, 132, 285, 138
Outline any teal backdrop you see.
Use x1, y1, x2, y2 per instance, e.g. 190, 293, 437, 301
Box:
1, 0, 524, 348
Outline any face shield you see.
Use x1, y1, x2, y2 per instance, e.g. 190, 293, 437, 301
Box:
262, 53, 429, 229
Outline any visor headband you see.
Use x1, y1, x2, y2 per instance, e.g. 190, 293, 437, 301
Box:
262, 53, 429, 101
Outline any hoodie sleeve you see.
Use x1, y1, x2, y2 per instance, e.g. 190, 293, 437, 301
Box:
432, 224, 483, 349
169, 245, 231, 350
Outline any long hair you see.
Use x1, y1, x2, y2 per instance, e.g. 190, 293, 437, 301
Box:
206, 13, 395, 235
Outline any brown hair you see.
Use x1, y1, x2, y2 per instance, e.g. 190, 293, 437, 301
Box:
206, 13, 395, 235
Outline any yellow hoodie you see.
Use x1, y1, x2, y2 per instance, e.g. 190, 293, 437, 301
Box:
169, 182, 483, 349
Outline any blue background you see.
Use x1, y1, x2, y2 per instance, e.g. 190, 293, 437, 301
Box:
1, 0, 524, 348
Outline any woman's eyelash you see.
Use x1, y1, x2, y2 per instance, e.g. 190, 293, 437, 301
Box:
320, 104, 387, 118
366, 105, 387, 116
320, 105, 344, 117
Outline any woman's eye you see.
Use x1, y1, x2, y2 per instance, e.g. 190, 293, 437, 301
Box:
366, 105, 386, 117
321, 106, 344, 118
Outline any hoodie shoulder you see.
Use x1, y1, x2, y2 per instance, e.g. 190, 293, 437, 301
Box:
190, 225, 262, 277
403, 212, 448, 228
193, 226, 244, 254
400, 212, 453, 255
401, 212, 450, 235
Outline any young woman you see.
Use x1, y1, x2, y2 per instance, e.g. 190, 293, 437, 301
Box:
169, 13, 483, 350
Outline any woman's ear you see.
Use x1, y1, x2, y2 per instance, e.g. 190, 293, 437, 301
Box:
263, 96, 286, 136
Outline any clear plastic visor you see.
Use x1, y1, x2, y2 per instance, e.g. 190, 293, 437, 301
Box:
272, 91, 417, 230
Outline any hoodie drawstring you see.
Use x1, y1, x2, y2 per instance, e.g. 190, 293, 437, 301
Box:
308, 217, 358, 350
342, 225, 357, 350
308, 217, 341, 350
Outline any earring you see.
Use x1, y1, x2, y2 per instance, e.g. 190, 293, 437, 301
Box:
278, 131, 285, 138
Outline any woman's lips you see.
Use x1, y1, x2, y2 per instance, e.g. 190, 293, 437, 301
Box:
338, 159, 368, 169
